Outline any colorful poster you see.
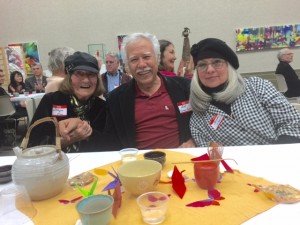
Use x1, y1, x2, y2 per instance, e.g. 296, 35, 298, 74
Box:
9, 42, 40, 75
88, 44, 106, 64
236, 24, 300, 52
5, 45, 25, 75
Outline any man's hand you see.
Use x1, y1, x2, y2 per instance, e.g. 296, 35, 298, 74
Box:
178, 138, 196, 148
35, 83, 44, 91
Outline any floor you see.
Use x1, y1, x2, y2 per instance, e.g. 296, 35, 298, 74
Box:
0, 118, 27, 156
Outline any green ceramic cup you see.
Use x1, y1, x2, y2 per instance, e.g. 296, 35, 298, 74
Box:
76, 194, 114, 225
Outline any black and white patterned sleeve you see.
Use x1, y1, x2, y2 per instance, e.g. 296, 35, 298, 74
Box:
251, 77, 300, 138
190, 112, 208, 147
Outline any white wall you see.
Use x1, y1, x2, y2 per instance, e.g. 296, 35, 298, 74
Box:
1, 0, 299, 74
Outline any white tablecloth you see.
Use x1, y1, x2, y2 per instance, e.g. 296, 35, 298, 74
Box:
0, 144, 299, 224
10, 93, 45, 102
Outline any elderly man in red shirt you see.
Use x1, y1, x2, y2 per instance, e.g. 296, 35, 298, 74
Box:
105, 32, 195, 150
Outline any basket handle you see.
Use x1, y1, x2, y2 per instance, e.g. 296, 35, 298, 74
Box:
20, 117, 62, 158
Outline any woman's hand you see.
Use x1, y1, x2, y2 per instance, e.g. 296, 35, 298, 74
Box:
9, 85, 15, 93
59, 118, 92, 147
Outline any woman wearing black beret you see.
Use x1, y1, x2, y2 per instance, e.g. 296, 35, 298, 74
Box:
189, 38, 300, 147
29, 52, 110, 152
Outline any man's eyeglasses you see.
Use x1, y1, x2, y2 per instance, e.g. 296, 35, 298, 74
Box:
73, 70, 98, 79
196, 59, 226, 72
105, 61, 115, 64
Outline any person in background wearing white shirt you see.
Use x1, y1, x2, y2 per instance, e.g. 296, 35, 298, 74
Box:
101, 52, 131, 99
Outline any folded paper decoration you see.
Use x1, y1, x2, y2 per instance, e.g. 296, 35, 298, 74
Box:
108, 181, 122, 218
58, 196, 83, 204
186, 199, 220, 207
75, 177, 98, 197
102, 167, 120, 192
101, 167, 122, 218
186, 188, 225, 208
171, 165, 186, 199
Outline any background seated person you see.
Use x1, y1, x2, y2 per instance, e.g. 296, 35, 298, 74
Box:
189, 38, 300, 147
0, 69, 7, 96
105, 32, 195, 150
0, 69, 27, 118
8, 71, 25, 94
25, 63, 47, 93
275, 48, 300, 98
29, 52, 109, 152
101, 51, 132, 99
158, 40, 177, 76
45, 47, 75, 93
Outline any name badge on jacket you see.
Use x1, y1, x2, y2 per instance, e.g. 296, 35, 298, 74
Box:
177, 100, 192, 114
209, 114, 224, 130
52, 105, 67, 117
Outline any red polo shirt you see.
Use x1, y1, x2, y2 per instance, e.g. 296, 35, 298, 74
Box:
135, 78, 179, 149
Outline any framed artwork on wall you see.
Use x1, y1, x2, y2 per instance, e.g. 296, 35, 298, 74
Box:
5, 45, 26, 76
236, 24, 300, 52
88, 44, 106, 64
117, 35, 127, 67
8, 42, 40, 76
0, 47, 10, 84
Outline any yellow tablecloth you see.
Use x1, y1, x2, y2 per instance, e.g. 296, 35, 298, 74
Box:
26, 150, 277, 225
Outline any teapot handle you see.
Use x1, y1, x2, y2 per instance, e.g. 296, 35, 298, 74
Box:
20, 117, 62, 158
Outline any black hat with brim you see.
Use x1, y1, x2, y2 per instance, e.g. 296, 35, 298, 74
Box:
64, 51, 99, 74
191, 38, 239, 69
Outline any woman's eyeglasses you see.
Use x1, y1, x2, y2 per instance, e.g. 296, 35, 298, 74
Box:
73, 70, 98, 79
196, 59, 226, 72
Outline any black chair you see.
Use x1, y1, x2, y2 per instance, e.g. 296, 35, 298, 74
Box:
274, 74, 300, 103
0, 95, 17, 149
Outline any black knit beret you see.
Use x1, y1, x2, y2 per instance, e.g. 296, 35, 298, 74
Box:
64, 51, 99, 74
190, 38, 239, 69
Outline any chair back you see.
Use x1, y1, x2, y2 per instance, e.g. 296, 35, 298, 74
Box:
274, 74, 288, 93
291, 103, 300, 112
25, 96, 43, 124
0, 95, 16, 119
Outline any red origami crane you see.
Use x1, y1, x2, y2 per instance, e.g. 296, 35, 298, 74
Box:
171, 165, 186, 199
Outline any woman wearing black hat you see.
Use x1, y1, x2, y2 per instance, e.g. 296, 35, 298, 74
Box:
29, 51, 110, 152
189, 38, 300, 147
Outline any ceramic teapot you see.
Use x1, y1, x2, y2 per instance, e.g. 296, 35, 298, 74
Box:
12, 117, 69, 201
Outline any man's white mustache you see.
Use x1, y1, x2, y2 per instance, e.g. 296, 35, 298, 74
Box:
136, 67, 151, 74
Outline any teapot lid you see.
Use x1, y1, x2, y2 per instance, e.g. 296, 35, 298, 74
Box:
21, 145, 57, 158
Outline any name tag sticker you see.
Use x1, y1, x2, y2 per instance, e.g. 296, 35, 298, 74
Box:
177, 100, 192, 114
209, 114, 224, 130
52, 105, 67, 117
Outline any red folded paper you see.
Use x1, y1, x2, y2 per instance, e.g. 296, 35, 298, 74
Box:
186, 189, 225, 208
171, 165, 186, 199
